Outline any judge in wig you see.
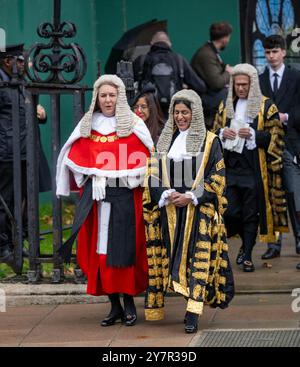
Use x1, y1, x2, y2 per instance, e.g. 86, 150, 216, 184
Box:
214, 63, 288, 272
143, 89, 234, 333
56, 75, 153, 327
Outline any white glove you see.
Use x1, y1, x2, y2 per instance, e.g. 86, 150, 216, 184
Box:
92, 176, 106, 201
158, 189, 175, 208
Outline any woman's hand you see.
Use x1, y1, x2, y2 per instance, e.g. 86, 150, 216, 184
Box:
170, 192, 192, 207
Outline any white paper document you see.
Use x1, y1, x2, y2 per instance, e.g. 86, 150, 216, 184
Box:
224, 119, 249, 154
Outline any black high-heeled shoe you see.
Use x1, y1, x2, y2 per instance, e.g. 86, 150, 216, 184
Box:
123, 293, 137, 326
123, 313, 137, 326
236, 247, 245, 265
101, 310, 124, 327
243, 260, 255, 272
184, 311, 199, 334
101, 293, 124, 326
185, 324, 198, 333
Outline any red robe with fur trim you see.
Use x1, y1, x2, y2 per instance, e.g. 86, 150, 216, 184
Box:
67, 130, 150, 296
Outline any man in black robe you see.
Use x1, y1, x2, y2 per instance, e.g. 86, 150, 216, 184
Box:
214, 63, 288, 272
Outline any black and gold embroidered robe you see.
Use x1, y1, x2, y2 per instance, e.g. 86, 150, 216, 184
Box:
214, 97, 288, 242
143, 131, 234, 321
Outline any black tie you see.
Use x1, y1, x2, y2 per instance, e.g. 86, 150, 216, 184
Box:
273, 73, 279, 97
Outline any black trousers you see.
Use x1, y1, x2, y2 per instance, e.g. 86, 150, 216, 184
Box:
225, 170, 259, 260
0, 161, 27, 249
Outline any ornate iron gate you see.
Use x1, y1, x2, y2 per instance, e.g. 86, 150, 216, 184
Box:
0, 0, 135, 284
0, 0, 88, 283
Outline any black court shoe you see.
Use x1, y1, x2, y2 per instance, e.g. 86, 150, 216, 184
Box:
101, 310, 124, 327
236, 247, 245, 265
243, 260, 255, 272
184, 311, 199, 334
123, 294, 137, 326
124, 313, 137, 326
261, 248, 280, 260
185, 324, 198, 334
295, 238, 300, 255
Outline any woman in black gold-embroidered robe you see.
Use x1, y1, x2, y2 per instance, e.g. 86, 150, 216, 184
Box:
143, 89, 234, 333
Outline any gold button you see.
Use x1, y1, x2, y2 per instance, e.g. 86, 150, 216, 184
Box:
100, 136, 107, 143
107, 136, 114, 142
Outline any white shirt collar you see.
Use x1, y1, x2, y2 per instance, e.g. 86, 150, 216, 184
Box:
269, 63, 285, 79
235, 99, 253, 124
178, 129, 189, 135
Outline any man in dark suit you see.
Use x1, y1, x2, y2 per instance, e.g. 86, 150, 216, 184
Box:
259, 35, 300, 259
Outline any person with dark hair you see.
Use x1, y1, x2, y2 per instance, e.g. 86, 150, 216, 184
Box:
0, 44, 51, 268
260, 34, 300, 260
262, 34, 286, 50
209, 22, 233, 42
143, 89, 234, 334
0, 44, 26, 265
191, 22, 233, 128
191, 22, 233, 90
132, 84, 165, 144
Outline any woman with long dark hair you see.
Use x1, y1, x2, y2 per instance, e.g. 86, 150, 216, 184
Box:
133, 85, 165, 144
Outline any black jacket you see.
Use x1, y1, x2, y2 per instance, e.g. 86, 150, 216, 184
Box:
259, 66, 300, 156
0, 68, 51, 191
134, 42, 206, 96
0, 68, 26, 161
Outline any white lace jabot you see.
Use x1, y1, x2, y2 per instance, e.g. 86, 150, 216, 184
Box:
167, 129, 193, 162
91, 113, 117, 135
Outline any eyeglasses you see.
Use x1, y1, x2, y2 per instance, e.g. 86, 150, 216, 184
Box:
133, 104, 148, 111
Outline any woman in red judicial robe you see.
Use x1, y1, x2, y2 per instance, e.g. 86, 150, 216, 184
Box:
56, 75, 153, 326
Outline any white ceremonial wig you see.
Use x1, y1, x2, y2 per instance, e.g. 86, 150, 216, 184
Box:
225, 63, 263, 119
157, 89, 206, 156
80, 74, 135, 138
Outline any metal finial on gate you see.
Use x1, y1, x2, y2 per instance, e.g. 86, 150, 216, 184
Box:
24, 0, 87, 84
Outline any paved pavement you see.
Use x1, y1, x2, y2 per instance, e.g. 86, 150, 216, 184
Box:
229, 232, 300, 292
0, 294, 299, 347
0, 231, 299, 347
